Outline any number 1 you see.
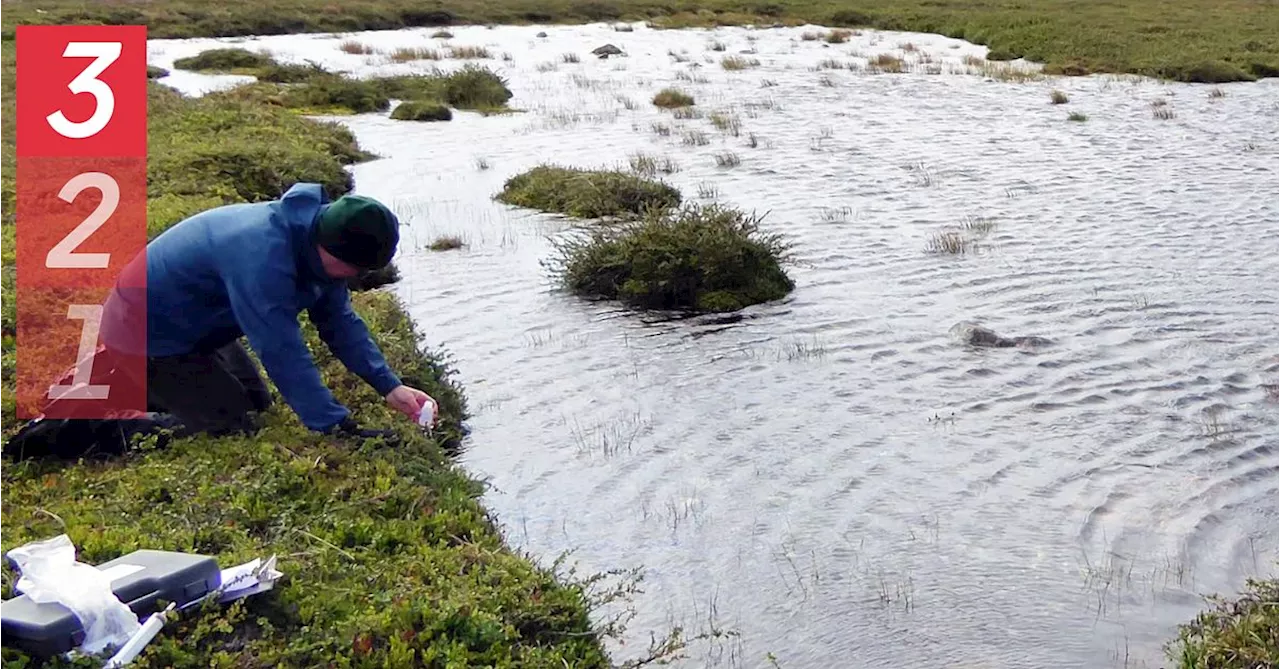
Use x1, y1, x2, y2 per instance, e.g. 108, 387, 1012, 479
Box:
47, 304, 110, 401
46, 41, 121, 140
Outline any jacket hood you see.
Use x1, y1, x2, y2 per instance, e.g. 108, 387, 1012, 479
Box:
278, 183, 340, 284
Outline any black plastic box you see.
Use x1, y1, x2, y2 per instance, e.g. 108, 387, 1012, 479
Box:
0, 549, 221, 658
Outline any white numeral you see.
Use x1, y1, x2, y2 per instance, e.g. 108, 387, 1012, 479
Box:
47, 305, 110, 401
47, 172, 117, 269
47, 41, 121, 139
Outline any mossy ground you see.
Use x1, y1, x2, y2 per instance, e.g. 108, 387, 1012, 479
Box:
1164, 577, 1279, 669
0, 34, 616, 667
168, 48, 514, 116
495, 165, 682, 219
1, 0, 1275, 663
544, 202, 796, 313
392, 101, 453, 121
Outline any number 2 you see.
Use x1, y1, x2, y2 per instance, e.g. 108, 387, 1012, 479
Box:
46, 171, 117, 269
46, 41, 121, 140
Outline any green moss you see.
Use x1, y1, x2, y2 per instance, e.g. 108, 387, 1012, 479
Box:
392, 100, 453, 121
495, 165, 682, 219
171, 57, 510, 117
1165, 578, 1278, 668
172, 46, 275, 71
545, 202, 795, 312
147, 64, 170, 79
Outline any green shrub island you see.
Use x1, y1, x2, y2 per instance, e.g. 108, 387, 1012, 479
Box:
495, 165, 681, 219
166, 49, 513, 116
391, 100, 454, 121
546, 203, 796, 313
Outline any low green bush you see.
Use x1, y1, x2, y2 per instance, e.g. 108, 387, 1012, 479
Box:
545, 202, 795, 312
391, 100, 454, 121
206, 66, 513, 116
172, 46, 276, 72
495, 165, 681, 219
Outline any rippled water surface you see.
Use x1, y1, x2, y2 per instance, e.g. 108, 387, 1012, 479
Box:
150, 23, 1280, 668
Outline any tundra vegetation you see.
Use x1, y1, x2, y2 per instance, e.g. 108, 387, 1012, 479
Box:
0, 0, 1276, 663
542, 203, 796, 313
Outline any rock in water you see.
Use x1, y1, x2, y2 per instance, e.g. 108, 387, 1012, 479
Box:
536, 31, 548, 37
949, 321, 1051, 349
592, 44, 624, 59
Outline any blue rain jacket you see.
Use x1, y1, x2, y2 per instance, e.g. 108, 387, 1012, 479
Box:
101, 183, 402, 432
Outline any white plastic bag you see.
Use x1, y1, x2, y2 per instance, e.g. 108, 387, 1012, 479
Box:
7, 534, 142, 654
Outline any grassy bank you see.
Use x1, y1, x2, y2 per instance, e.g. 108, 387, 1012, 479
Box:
1, 0, 1276, 82
1164, 577, 1278, 669
0, 35, 621, 667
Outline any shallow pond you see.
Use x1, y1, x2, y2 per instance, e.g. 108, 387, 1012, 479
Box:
149, 22, 1280, 668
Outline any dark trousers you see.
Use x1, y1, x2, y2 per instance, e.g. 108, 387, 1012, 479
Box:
118, 340, 274, 438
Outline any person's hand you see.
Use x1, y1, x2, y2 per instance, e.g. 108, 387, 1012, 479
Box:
385, 385, 437, 427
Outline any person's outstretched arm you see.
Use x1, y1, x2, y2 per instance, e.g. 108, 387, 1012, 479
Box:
220, 243, 352, 432
307, 284, 402, 398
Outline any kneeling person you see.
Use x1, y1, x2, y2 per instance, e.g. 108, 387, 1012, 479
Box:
99, 182, 437, 441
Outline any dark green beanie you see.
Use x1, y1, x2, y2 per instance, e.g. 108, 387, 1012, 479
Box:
316, 195, 400, 270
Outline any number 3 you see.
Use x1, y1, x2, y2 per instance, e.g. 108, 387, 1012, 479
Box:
46, 41, 121, 140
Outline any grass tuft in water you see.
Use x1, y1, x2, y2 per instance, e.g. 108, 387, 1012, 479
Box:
709, 112, 742, 136
173, 47, 274, 72
390, 100, 452, 121
1208, 86, 1227, 98
431, 29, 453, 38
449, 45, 491, 59
390, 46, 442, 62
721, 55, 760, 70
495, 165, 681, 219
339, 40, 375, 55
544, 203, 795, 313
868, 54, 905, 73
430, 235, 465, 250
682, 129, 710, 146
714, 152, 741, 168
654, 87, 695, 108
826, 29, 854, 44
1153, 105, 1176, 120
1068, 111, 1088, 122
1050, 89, 1070, 104
926, 214, 998, 255
562, 52, 581, 63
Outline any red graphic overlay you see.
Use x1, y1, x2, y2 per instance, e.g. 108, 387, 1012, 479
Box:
15, 26, 148, 420
16, 25, 147, 157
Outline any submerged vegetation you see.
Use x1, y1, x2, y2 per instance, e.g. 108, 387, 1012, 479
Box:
495, 165, 681, 218
545, 203, 795, 313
